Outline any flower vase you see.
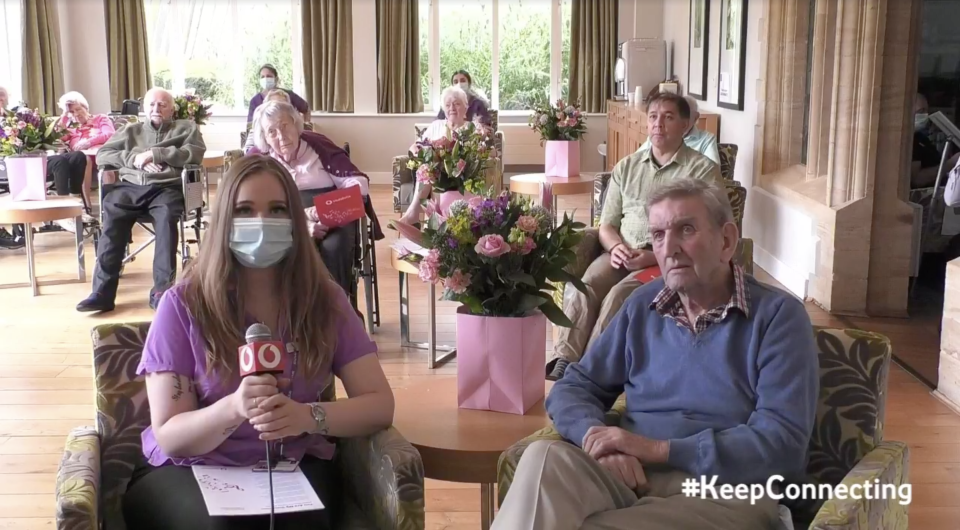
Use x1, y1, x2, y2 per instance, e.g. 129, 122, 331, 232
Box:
455, 307, 547, 415
544, 140, 581, 178
7, 153, 48, 201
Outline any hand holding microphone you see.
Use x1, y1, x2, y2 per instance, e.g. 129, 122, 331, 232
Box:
233, 323, 286, 421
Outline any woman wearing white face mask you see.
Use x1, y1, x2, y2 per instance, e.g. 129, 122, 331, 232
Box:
437, 70, 492, 126
121, 155, 394, 530
247, 63, 311, 124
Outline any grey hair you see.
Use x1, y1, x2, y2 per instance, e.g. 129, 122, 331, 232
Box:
644, 177, 734, 229
252, 101, 304, 153
440, 85, 469, 110
683, 95, 700, 119
58, 91, 90, 111
263, 88, 291, 103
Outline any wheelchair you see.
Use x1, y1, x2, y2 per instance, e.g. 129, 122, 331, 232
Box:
91, 164, 205, 274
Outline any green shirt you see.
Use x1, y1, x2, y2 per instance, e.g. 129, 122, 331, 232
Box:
639, 126, 720, 165
599, 144, 721, 249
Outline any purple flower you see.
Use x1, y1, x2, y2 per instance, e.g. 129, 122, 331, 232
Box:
447, 237, 458, 248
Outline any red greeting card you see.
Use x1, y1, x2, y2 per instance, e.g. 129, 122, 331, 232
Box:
313, 186, 365, 227
634, 265, 663, 283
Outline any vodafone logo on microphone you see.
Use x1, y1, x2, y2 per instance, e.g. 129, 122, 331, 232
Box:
239, 341, 286, 376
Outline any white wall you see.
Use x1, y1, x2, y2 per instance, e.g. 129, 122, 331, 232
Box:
58, 0, 111, 114
620, 0, 665, 42
662, 0, 816, 298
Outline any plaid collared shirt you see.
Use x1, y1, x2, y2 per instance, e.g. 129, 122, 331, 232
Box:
649, 264, 750, 334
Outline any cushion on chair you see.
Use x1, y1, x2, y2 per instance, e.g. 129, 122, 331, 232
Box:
718, 143, 739, 181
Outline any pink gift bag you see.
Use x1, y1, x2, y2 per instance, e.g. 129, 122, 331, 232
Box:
456, 307, 547, 415
544, 140, 580, 178
7, 154, 48, 201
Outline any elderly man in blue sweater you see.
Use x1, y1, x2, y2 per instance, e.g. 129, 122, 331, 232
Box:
492, 177, 819, 530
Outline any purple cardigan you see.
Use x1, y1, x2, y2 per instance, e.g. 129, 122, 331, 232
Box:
249, 130, 383, 240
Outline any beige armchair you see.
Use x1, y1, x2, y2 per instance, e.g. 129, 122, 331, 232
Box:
55, 322, 425, 530
393, 110, 504, 213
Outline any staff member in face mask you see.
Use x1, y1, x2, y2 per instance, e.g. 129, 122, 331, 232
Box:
437, 69, 492, 126
121, 155, 394, 530
247, 64, 311, 125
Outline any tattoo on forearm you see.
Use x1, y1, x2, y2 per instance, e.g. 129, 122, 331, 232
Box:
223, 423, 241, 436
171, 375, 184, 401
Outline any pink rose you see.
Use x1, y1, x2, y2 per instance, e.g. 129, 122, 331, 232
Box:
444, 269, 472, 294
418, 249, 440, 283
520, 237, 537, 255
475, 234, 511, 258
410, 143, 421, 156
516, 215, 539, 234
454, 158, 467, 176
416, 164, 435, 184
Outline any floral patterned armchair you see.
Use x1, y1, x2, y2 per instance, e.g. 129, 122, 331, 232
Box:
55, 322, 425, 530
497, 328, 910, 530
393, 109, 504, 213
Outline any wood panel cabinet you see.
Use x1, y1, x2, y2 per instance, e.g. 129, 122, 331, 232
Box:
605, 100, 720, 172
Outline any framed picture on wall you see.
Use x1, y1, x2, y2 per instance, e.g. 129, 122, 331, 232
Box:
687, 0, 710, 100
717, 0, 748, 110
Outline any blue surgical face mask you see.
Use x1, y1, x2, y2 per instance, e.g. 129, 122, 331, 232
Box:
229, 218, 293, 268
261, 77, 277, 91
915, 112, 930, 131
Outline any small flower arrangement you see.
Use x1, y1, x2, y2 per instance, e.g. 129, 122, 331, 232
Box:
173, 92, 212, 125
406, 119, 496, 195
0, 107, 69, 157
411, 190, 587, 327
528, 98, 586, 142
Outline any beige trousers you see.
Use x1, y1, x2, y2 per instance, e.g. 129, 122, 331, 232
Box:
492, 440, 781, 530
553, 253, 644, 364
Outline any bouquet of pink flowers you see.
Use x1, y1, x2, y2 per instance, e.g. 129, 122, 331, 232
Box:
528, 98, 586, 142
0, 107, 69, 157
174, 92, 212, 125
406, 119, 496, 195
410, 190, 586, 327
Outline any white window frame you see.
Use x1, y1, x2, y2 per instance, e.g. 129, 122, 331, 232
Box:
146, 0, 301, 116
423, 0, 567, 114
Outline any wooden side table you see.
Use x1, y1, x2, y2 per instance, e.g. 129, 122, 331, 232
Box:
201, 150, 225, 214
392, 377, 553, 530
0, 197, 86, 295
390, 248, 456, 369
509, 173, 595, 224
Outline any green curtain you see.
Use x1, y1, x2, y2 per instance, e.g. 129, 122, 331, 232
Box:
376, 0, 422, 113
569, 0, 618, 113
302, 0, 354, 112
104, 0, 152, 112
22, 0, 64, 114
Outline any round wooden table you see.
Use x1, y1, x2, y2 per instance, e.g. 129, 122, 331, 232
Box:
390, 246, 456, 369
0, 197, 86, 296
392, 377, 553, 530
509, 173, 595, 225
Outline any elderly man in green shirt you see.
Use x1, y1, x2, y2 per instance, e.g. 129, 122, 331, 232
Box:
548, 93, 721, 380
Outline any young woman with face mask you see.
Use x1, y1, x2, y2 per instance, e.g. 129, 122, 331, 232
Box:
121, 155, 394, 530
247, 64, 311, 124
437, 69, 492, 126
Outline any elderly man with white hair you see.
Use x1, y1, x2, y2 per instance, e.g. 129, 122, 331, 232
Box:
640, 95, 720, 165
248, 100, 380, 298
77, 87, 206, 313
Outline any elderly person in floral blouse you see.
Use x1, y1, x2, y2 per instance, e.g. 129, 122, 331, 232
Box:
397, 85, 491, 226
250, 100, 381, 297
50, 91, 115, 227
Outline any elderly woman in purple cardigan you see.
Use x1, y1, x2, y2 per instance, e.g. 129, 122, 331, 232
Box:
250, 101, 381, 296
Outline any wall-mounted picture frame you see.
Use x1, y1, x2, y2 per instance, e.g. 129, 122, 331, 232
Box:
687, 0, 710, 101
717, 0, 748, 110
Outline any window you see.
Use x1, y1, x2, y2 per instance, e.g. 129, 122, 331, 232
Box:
0, 0, 22, 107
145, 0, 302, 115
421, 0, 571, 112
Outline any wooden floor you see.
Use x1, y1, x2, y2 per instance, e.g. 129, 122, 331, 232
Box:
0, 185, 958, 529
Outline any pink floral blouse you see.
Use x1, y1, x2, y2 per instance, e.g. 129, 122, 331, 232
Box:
58, 114, 116, 153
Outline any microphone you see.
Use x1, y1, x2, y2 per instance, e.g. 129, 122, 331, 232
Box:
239, 323, 286, 530
240, 323, 286, 378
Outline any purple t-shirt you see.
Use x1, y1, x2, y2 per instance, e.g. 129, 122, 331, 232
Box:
137, 282, 377, 467
247, 89, 310, 122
